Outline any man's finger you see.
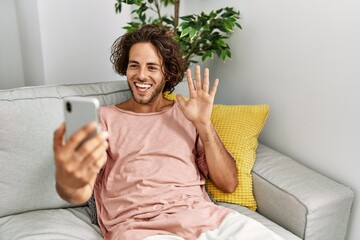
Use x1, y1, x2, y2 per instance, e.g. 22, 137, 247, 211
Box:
195, 65, 202, 90
53, 122, 65, 151
76, 131, 108, 159
203, 68, 210, 93
66, 121, 99, 152
82, 142, 108, 173
210, 78, 219, 97
186, 68, 196, 96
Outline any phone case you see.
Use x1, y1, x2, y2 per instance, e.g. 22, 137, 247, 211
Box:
63, 97, 100, 142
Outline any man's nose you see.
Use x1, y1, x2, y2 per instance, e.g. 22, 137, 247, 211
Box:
138, 67, 147, 80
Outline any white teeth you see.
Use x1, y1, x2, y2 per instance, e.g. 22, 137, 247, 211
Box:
135, 83, 151, 89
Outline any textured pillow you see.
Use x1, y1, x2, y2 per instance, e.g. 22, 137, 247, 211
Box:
207, 104, 269, 210
163, 91, 179, 100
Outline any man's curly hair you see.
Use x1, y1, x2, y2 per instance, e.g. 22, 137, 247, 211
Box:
110, 24, 189, 93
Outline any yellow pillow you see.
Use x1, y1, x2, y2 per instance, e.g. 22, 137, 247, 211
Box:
164, 93, 269, 210
163, 91, 180, 101
207, 104, 269, 210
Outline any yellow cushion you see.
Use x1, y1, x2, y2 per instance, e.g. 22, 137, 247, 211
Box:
164, 92, 269, 210
207, 104, 269, 210
163, 91, 180, 101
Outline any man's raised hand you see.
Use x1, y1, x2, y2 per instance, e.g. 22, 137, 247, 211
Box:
176, 65, 219, 126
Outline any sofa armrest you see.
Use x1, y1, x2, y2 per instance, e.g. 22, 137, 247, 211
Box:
252, 144, 354, 240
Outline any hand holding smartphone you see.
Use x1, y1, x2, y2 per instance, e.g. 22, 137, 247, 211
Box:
56, 97, 106, 203
63, 97, 100, 144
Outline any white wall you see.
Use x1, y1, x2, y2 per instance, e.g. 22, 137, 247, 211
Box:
36, 0, 129, 85
0, 0, 129, 89
15, 0, 46, 87
184, 0, 359, 239
0, 0, 25, 89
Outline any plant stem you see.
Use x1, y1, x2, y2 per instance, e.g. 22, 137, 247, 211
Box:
174, 0, 180, 27
154, 0, 162, 24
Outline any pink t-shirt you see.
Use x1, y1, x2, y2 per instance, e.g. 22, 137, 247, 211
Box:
94, 101, 232, 240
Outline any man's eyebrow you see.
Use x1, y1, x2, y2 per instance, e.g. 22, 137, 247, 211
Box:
147, 62, 161, 66
128, 60, 160, 66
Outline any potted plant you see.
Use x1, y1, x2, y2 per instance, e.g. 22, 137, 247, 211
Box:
114, 0, 241, 64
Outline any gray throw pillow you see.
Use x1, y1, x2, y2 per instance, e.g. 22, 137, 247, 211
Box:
88, 194, 99, 226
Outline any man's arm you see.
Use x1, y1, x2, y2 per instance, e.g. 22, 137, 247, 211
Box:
195, 121, 238, 192
53, 122, 108, 204
176, 66, 238, 193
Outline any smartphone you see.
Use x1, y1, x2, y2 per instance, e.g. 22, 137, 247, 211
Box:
63, 97, 100, 143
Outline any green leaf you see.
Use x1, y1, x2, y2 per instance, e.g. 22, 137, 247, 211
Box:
235, 22, 242, 30
220, 50, 227, 61
201, 51, 213, 61
180, 27, 192, 38
224, 20, 234, 32
203, 23, 210, 31
209, 11, 216, 20
115, 2, 122, 13
216, 39, 227, 47
180, 15, 195, 21
220, 49, 231, 60
227, 50, 232, 59
189, 29, 197, 41
177, 22, 189, 31
163, 0, 175, 7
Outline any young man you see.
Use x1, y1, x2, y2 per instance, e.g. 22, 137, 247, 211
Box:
53, 25, 282, 240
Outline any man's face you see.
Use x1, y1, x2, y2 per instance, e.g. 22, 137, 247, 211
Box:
126, 42, 166, 104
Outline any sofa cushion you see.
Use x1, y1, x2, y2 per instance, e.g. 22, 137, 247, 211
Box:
217, 202, 301, 240
0, 81, 131, 218
206, 104, 269, 210
0, 207, 102, 239
253, 144, 355, 240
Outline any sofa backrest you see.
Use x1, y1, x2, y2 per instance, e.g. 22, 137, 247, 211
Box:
0, 81, 131, 218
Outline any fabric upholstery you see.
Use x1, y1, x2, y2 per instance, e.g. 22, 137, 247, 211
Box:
0, 207, 102, 239
218, 202, 301, 240
254, 144, 355, 240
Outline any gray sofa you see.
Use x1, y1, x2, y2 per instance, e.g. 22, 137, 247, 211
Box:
0, 81, 354, 240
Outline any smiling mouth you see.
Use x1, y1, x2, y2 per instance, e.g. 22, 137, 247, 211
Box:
134, 82, 152, 92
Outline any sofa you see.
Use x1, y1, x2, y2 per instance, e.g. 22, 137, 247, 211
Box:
0, 81, 354, 240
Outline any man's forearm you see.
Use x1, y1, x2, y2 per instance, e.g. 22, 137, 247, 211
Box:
195, 121, 238, 193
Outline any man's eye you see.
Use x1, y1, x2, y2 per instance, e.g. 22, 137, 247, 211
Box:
129, 65, 138, 69
149, 66, 158, 71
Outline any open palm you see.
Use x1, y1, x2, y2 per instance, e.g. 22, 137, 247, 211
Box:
176, 65, 219, 125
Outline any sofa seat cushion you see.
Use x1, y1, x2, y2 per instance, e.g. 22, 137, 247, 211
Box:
0, 204, 300, 240
217, 202, 301, 240
0, 207, 102, 240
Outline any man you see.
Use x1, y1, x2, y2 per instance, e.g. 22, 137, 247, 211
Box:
53, 25, 282, 240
